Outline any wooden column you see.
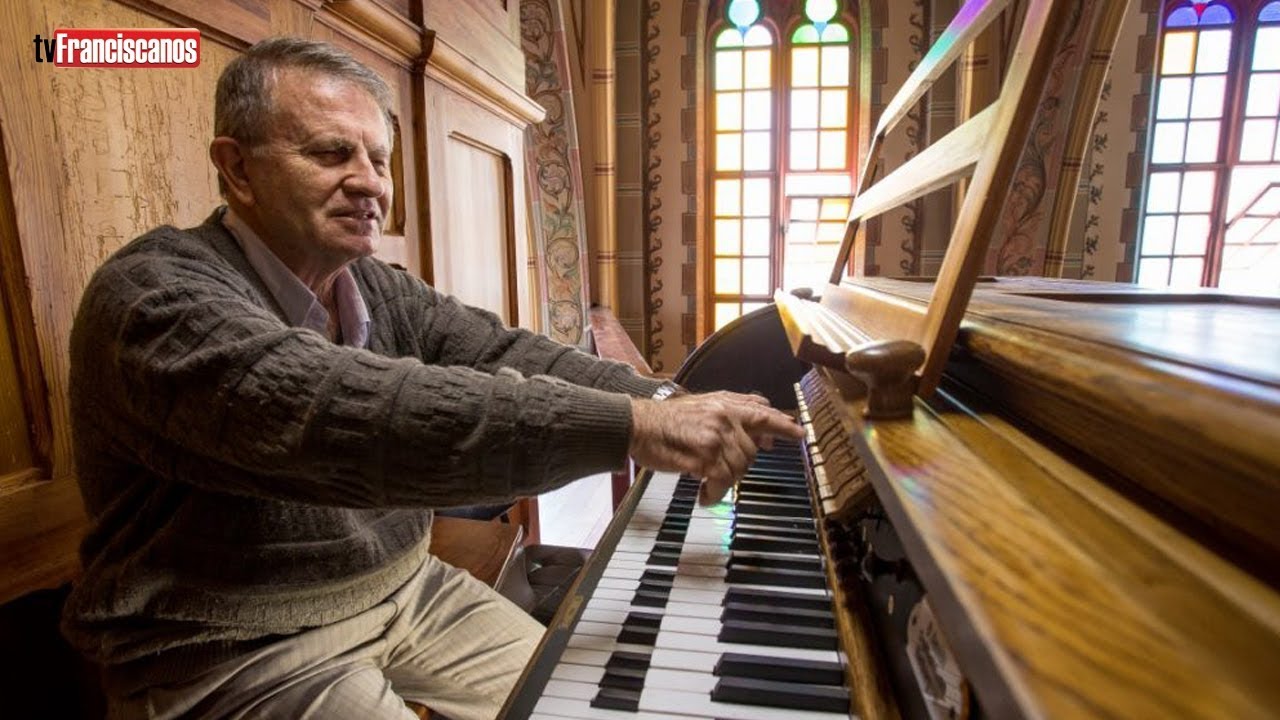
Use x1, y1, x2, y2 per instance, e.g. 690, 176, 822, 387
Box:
588, 0, 619, 310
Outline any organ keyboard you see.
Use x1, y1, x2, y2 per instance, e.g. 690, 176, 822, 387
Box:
511, 443, 863, 720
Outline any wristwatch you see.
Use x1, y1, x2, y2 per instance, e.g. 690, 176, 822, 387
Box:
651, 381, 686, 401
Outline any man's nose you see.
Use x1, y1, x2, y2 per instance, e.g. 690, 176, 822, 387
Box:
344, 153, 386, 198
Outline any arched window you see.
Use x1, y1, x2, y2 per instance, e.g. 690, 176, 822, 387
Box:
709, 0, 857, 331
1138, 0, 1280, 292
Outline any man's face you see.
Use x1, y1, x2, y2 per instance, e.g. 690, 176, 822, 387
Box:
243, 69, 392, 275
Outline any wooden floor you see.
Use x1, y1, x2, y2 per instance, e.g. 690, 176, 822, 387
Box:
536, 472, 614, 548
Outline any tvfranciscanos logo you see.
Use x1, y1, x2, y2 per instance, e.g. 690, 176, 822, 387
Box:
32, 29, 200, 68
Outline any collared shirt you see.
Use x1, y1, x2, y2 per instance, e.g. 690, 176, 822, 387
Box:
222, 208, 371, 348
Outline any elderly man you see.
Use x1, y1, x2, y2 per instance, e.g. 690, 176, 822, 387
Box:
62, 37, 800, 720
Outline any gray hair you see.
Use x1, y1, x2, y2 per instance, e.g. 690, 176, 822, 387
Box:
214, 38, 394, 190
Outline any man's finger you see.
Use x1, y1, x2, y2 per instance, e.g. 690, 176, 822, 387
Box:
741, 406, 805, 439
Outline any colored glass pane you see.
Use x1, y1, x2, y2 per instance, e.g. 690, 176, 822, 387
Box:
816, 220, 844, 243
715, 179, 741, 215
1184, 120, 1220, 162
1157, 77, 1192, 119
717, 133, 742, 171
1152, 121, 1188, 163
715, 219, 741, 255
1137, 257, 1171, 286
1195, 29, 1231, 73
727, 0, 760, 29
715, 258, 742, 293
1200, 4, 1234, 25
742, 258, 771, 293
716, 28, 743, 48
743, 178, 771, 215
820, 89, 847, 128
743, 131, 772, 169
717, 92, 743, 130
1180, 171, 1217, 211
1170, 257, 1204, 286
743, 91, 772, 129
743, 25, 772, 47
792, 47, 819, 87
1174, 214, 1210, 254
1263, 1, 1280, 22
791, 130, 818, 170
792, 25, 820, 44
789, 221, 817, 243
716, 51, 743, 90
714, 303, 739, 330
742, 218, 771, 254
820, 24, 849, 43
1162, 32, 1196, 74
1255, 27, 1280, 69
821, 46, 850, 85
1167, 7, 1199, 27
820, 197, 850, 220
1143, 215, 1176, 255
791, 89, 819, 129
744, 49, 772, 88
1246, 74, 1280, 116
1190, 75, 1226, 118
1241, 119, 1277, 160
1147, 173, 1182, 212
819, 130, 846, 169
791, 198, 820, 220
784, 173, 852, 196
805, 0, 838, 23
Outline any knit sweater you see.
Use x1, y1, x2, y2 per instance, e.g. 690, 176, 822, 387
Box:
62, 210, 662, 667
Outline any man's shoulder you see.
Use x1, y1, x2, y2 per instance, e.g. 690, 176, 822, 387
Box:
89, 213, 241, 295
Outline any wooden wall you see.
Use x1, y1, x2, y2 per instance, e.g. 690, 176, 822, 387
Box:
0, 0, 543, 605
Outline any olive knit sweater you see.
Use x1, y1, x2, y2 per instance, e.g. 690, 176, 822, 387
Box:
62, 210, 661, 667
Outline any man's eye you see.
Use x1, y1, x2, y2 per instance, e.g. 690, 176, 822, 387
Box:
314, 148, 351, 163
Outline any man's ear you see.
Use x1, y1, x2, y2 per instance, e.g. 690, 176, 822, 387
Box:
209, 137, 256, 206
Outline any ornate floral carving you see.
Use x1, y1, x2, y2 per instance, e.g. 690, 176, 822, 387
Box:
900, 0, 927, 276
1083, 78, 1111, 279
642, 0, 665, 371
521, 0, 590, 343
993, 0, 1086, 276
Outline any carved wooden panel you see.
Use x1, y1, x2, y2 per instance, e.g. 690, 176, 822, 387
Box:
0, 0, 429, 604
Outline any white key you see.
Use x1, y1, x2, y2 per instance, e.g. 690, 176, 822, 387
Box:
638, 687, 850, 720
532, 694, 668, 720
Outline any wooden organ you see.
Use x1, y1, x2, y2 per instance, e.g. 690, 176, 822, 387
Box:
500, 0, 1280, 718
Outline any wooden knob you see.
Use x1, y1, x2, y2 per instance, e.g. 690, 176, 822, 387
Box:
844, 339, 925, 419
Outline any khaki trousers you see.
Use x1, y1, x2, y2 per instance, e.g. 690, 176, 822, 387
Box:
109, 554, 544, 720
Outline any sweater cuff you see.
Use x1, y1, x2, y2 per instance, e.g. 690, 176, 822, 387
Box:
553, 384, 635, 474
607, 371, 667, 399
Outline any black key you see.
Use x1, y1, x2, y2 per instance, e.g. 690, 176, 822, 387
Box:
599, 669, 645, 691
731, 516, 816, 533
618, 616, 660, 645
724, 586, 833, 611
736, 501, 812, 519
656, 528, 686, 543
738, 480, 809, 498
591, 687, 641, 712
640, 569, 676, 584
728, 551, 823, 574
737, 491, 811, 508
731, 522, 817, 540
648, 547, 681, 566
731, 534, 820, 555
721, 601, 834, 628
606, 651, 652, 671
718, 619, 838, 650
711, 676, 847, 713
631, 589, 669, 608
714, 652, 844, 685
726, 563, 827, 589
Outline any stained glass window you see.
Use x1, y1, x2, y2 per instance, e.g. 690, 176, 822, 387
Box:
709, 0, 856, 331
1139, 1, 1280, 292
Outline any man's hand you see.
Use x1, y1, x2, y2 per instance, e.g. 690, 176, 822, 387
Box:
629, 391, 805, 506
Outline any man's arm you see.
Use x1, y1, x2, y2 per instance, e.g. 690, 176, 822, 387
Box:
76, 246, 634, 509
383, 267, 664, 398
